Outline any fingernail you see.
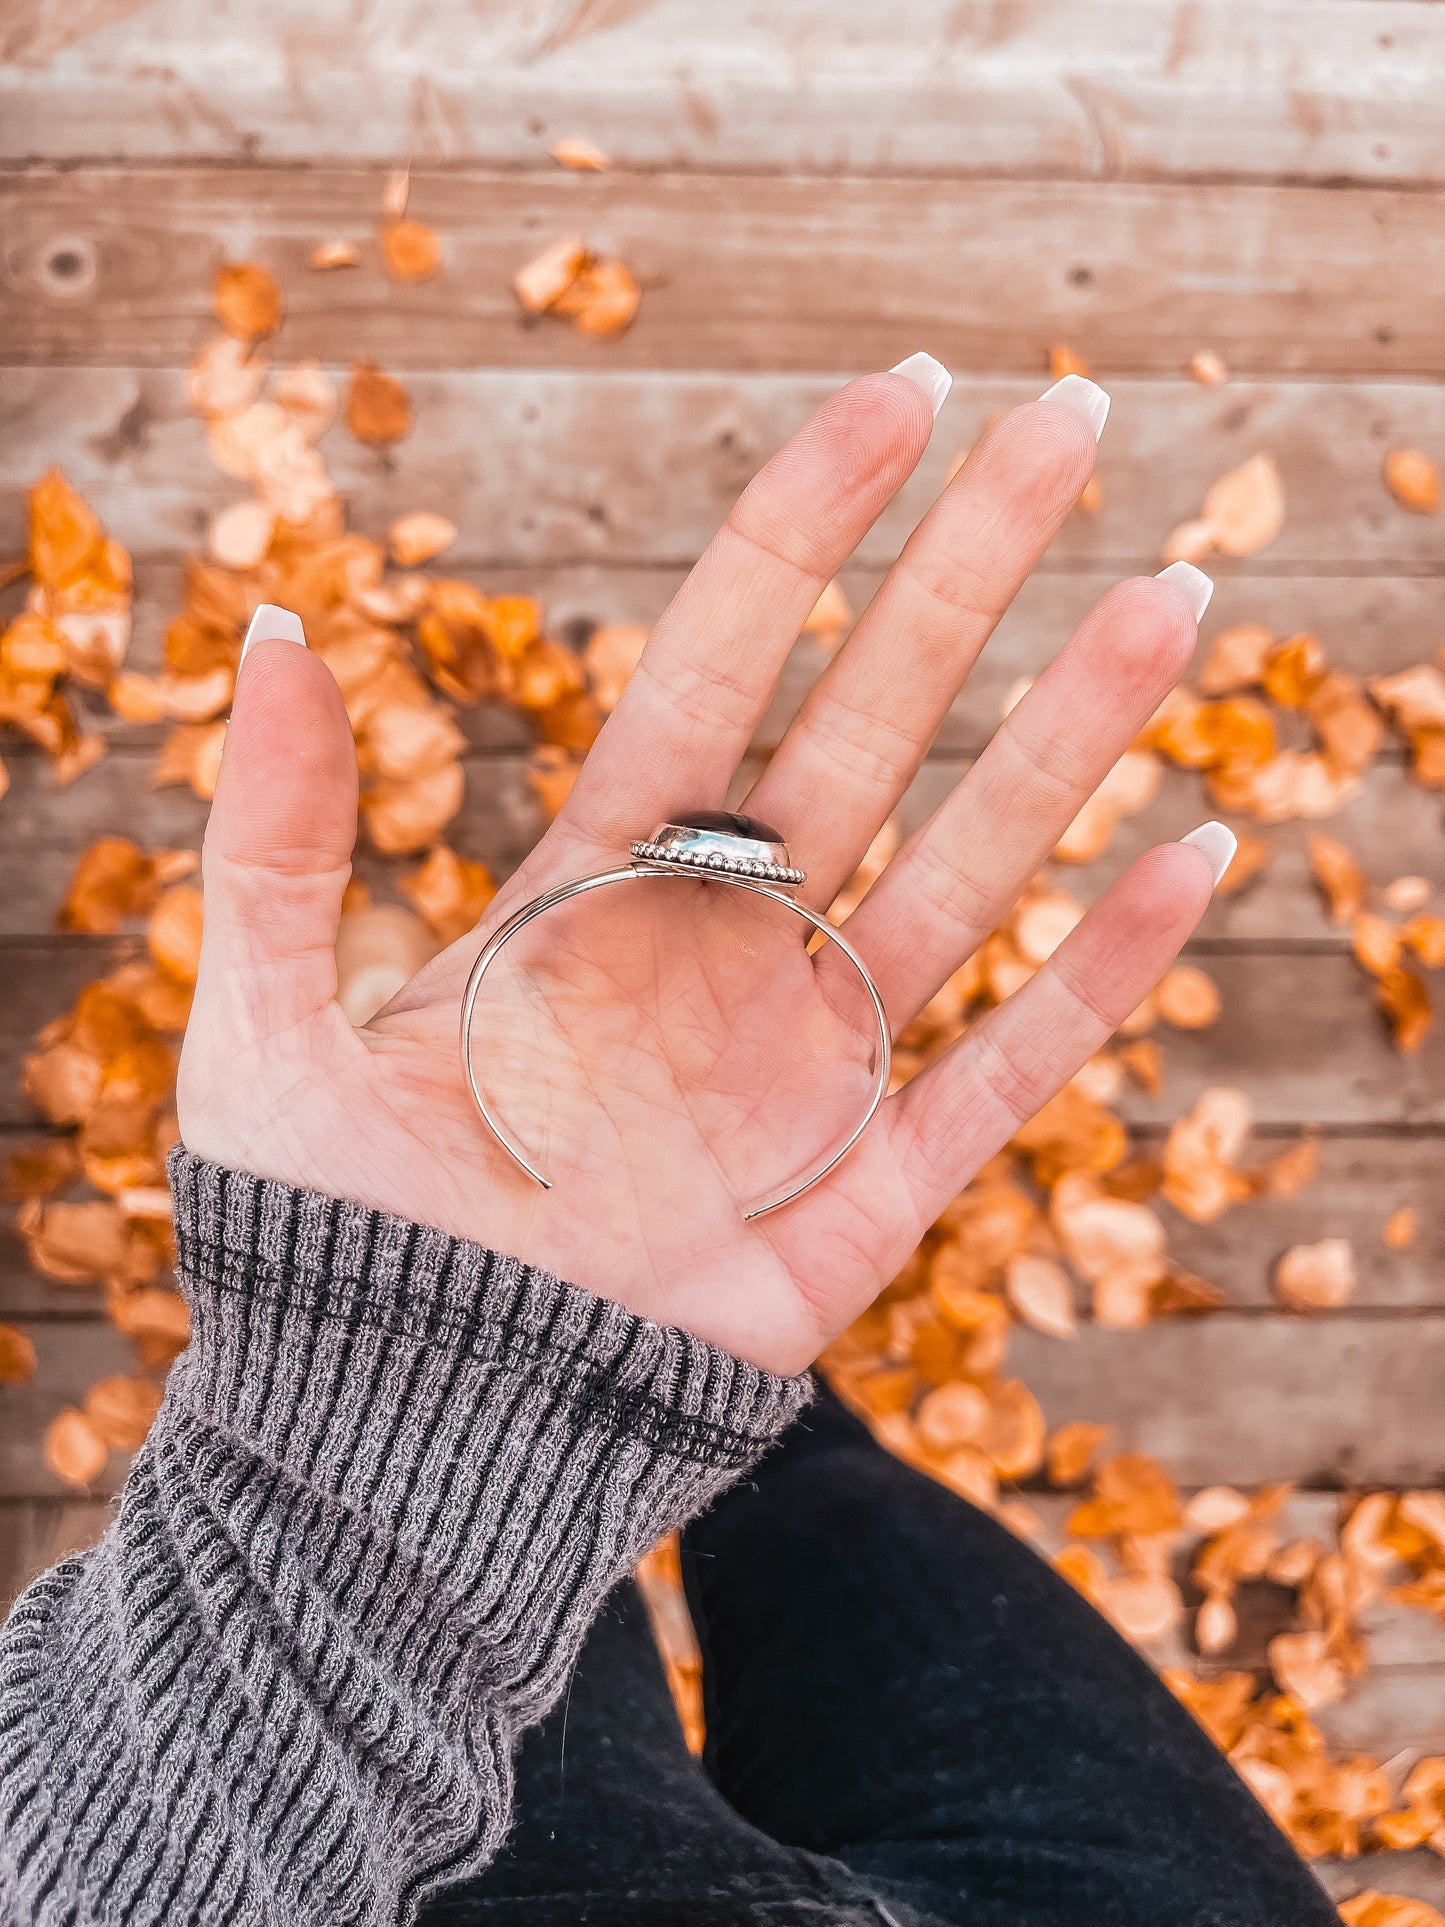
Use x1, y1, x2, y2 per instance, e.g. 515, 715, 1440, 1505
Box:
1039, 372, 1110, 441
1180, 820, 1237, 888
241, 603, 307, 665
1155, 559, 1214, 622
889, 352, 952, 419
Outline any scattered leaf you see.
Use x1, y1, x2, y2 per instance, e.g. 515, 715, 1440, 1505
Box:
1276, 1238, 1355, 1311
213, 262, 283, 340
381, 220, 441, 281
1384, 449, 1439, 515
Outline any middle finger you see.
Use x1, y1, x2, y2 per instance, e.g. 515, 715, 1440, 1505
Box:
743, 375, 1108, 908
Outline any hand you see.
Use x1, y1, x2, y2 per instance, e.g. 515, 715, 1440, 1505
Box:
178, 365, 1221, 1376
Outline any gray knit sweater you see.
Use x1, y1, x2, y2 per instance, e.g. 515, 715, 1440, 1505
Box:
0, 1151, 812, 1924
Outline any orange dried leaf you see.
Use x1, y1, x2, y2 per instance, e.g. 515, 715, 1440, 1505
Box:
583, 622, 649, 712
0, 1323, 36, 1383
1384, 875, 1431, 914
1046, 1420, 1110, 1487
311, 238, 361, 269
1198, 622, 1273, 696
1352, 912, 1401, 979
1383, 1207, 1416, 1250
1377, 963, 1432, 1052
363, 760, 465, 854
1310, 836, 1363, 925
208, 500, 274, 570
151, 721, 226, 799
381, 220, 442, 281
1214, 830, 1270, 895
1188, 349, 1229, 387
45, 1408, 108, 1488
28, 470, 103, 591
801, 577, 852, 643
213, 262, 283, 340
1371, 664, 1445, 734
1101, 1571, 1184, 1644
1156, 964, 1220, 1030
1276, 1238, 1355, 1311
147, 885, 205, 984
914, 1380, 989, 1455
334, 904, 438, 1027
398, 843, 496, 945
1070, 1453, 1182, 1538
554, 257, 641, 336
346, 363, 412, 446
980, 1379, 1046, 1480
1261, 1136, 1319, 1198
1048, 344, 1089, 379
1004, 1252, 1076, 1339
83, 1374, 162, 1449
1204, 453, 1285, 558
1402, 914, 1445, 968
389, 511, 457, 567
513, 235, 588, 313
551, 136, 610, 170
528, 744, 579, 821
1268, 1628, 1345, 1709
3, 1138, 81, 1199
1262, 632, 1326, 709
1340, 1895, 1445, 1927
1384, 448, 1439, 514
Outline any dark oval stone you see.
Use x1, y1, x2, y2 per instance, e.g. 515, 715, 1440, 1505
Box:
672, 808, 784, 843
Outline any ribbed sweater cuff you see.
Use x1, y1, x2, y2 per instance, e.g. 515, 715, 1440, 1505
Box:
167, 1149, 811, 1480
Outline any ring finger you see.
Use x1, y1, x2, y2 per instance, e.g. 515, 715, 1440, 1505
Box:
834, 562, 1213, 1027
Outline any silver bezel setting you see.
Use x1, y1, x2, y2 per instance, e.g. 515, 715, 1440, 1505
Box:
630, 838, 805, 887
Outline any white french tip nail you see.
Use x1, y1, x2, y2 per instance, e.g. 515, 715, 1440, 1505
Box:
1039, 372, 1110, 441
889, 352, 953, 419
240, 603, 307, 665
1180, 820, 1237, 889
1155, 559, 1214, 622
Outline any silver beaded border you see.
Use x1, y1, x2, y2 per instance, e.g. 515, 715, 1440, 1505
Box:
630, 840, 805, 887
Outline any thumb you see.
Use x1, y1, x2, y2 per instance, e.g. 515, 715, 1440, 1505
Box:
192, 605, 359, 1045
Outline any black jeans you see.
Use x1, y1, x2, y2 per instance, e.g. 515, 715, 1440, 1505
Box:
423, 1386, 1337, 1926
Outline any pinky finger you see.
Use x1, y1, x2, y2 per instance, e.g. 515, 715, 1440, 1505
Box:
883, 830, 1230, 1221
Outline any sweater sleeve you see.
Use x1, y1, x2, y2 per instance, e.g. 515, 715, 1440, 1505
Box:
0, 1150, 812, 1926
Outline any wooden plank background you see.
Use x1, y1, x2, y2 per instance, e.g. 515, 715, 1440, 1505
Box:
3, 0, 1445, 1908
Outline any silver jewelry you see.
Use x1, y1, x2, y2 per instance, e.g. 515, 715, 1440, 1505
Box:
459, 810, 891, 1220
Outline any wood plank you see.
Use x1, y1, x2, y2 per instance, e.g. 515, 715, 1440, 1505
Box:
1, 1126, 1441, 1317
3, 738, 1441, 951
3, 2, 1444, 189
1111, 952, 1445, 1131
1319, 1854, 1445, 1914
1019, 1491, 1445, 1674
0, 1496, 113, 1609
1009, 1315, 1445, 1488
0, 940, 1439, 1130
5, 167, 1445, 377
50, 561, 1445, 756
0, 1318, 136, 1498
4, 370, 1445, 575
1142, 1133, 1445, 1316
1, 1304, 1440, 1490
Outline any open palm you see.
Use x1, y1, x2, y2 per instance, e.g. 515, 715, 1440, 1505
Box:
178, 367, 1219, 1375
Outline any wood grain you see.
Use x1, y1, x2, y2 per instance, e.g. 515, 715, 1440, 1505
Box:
4, 167, 1445, 376
46, 561, 1445, 757
3, 1, 1444, 189
3, 369, 1444, 574
1009, 1314, 1445, 1488
3, 737, 1443, 954
0, 1317, 136, 1498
